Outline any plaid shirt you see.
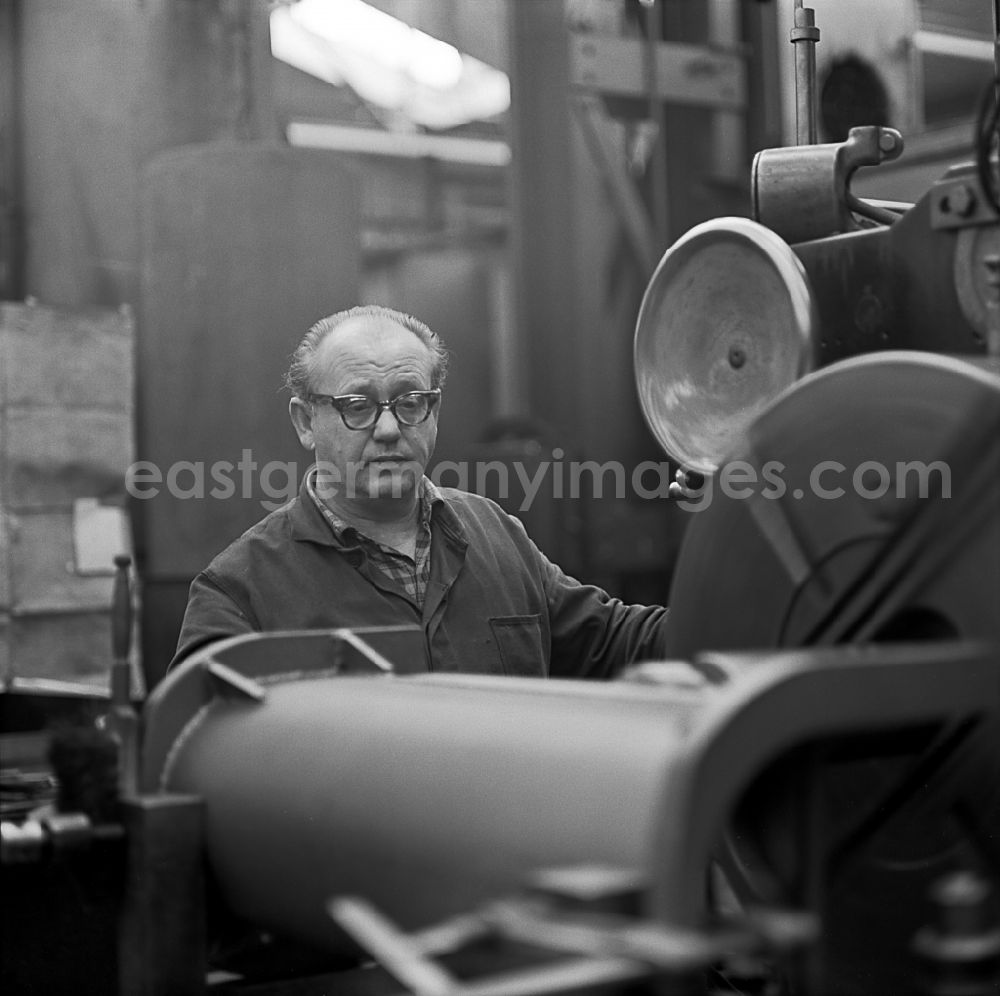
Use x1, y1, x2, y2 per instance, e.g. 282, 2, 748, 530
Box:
306, 470, 440, 607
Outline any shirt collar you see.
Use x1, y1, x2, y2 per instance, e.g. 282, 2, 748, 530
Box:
305, 467, 442, 543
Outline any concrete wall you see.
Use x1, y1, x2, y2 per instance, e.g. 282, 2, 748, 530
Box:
0, 301, 136, 689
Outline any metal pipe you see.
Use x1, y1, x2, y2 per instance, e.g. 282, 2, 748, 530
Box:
790, 0, 820, 145
642, 0, 670, 249
109, 555, 139, 798
994, 0, 999, 124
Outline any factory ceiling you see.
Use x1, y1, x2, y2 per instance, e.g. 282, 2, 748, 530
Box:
270, 0, 510, 132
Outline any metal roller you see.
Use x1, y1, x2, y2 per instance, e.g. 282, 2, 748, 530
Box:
143, 657, 709, 957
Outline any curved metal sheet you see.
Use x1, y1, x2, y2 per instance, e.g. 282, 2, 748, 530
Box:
660, 350, 1000, 974
663, 350, 1000, 657
150, 666, 707, 955
634, 217, 817, 474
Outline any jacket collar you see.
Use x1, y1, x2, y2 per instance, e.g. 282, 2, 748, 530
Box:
288, 472, 344, 546
288, 468, 465, 549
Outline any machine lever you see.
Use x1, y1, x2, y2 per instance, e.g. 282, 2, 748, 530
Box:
329, 891, 819, 996
328, 896, 460, 996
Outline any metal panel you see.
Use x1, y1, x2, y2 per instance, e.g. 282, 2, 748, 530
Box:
137, 141, 360, 678
18, 0, 141, 307
569, 34, 746, 110
2, 304, 133, 408
5, 409, 131, 508
8, 612, 116, 688
9, 510, 115, 614
17, 0, 274, 309
370, 247, 496, 469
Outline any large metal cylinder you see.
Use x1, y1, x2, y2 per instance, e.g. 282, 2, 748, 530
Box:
149, 664, 704, 954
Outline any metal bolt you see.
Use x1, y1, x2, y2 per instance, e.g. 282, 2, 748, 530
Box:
984, 253, 1000, 289
985, 253, 1000, 358
943, 184, 977, 217
913, 870, 1000, 995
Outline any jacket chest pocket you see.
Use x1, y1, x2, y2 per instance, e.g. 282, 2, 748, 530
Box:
489, 615, 545, 677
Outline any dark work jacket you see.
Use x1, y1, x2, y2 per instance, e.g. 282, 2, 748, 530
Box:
170, 478, 671, 678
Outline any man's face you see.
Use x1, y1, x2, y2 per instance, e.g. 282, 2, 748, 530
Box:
289, 316, 439, 503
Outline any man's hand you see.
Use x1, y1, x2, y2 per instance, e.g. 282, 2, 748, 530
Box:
667, 467, 706, 501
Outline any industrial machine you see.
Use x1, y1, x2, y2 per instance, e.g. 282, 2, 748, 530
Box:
2, 2, 999, 994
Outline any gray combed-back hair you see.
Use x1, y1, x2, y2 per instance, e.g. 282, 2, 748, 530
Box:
285, 305, 449, 400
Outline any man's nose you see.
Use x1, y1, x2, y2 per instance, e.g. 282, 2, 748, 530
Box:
371, 406, 402, 440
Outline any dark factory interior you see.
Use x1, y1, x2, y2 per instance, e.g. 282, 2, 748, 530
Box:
1, 1, 999, 993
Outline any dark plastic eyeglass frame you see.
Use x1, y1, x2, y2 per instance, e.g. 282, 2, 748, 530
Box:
307, 389, 441, 430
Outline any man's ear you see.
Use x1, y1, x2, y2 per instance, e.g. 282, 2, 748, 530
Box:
289, 397, 315, 450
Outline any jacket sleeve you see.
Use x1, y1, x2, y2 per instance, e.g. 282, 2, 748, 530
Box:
168, 570, 259, 671
542, 557, 672, 680
492, 509, 671, 680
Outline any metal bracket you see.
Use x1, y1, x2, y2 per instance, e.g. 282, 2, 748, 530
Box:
568, 33, 746, 110
205, 658, 267, 702
326, 888, 817, 996
930, 174, 1000, 231
753, 125, 904, 244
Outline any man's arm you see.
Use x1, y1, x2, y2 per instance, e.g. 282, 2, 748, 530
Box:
542, 558, 671, 680
169, 571, 259, 671
490, 508, 671, 680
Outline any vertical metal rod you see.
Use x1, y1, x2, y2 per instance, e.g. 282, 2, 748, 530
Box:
109, 554, 139, 798
0, 0, 24, 299
994, 0, 999, 107
708, 0, 744, 183
643, 0, 670, 249
985, 254, 1000, 358
790, 0, 820, 145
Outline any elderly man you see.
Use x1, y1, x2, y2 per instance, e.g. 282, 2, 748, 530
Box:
171, 305, 670, 676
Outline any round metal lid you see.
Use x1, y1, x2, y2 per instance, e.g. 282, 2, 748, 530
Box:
634, 216, 817, 475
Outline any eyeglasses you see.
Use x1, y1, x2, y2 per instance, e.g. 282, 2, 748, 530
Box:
308, 389, 441, 430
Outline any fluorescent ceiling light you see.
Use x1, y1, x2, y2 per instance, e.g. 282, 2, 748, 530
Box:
271, 0, 510, 130
288, 0, 463, 90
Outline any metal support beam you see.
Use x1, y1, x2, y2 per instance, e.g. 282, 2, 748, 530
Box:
118, 794, 205, 996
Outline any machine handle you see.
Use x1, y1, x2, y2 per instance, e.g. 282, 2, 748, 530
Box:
111, 554, 133, 666
109, 554, 138, 798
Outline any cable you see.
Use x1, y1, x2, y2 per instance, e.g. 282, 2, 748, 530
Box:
845, 191, 905, 227
975, 75, 1000, 216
